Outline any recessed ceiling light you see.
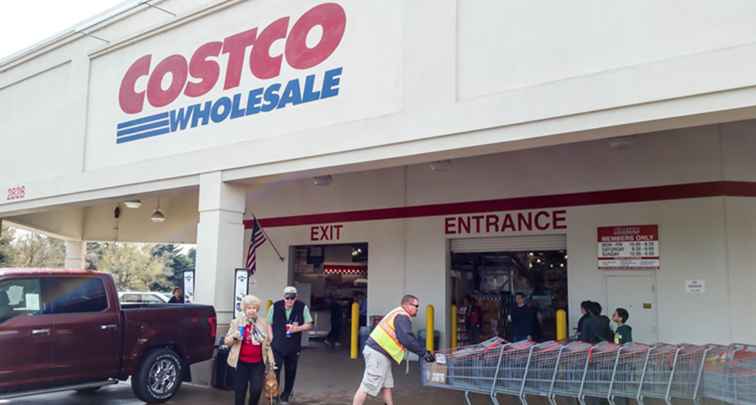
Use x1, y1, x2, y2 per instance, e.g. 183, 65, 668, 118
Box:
429, 160, 452, 172
124, 200, 142, 209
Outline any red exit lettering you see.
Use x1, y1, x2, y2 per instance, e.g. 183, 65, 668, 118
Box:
310, 224, 343, 241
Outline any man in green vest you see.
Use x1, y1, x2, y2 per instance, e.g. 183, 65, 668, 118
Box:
352, 294, 435, 405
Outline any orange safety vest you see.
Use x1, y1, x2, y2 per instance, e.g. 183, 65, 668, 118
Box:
369, 306, 411, 364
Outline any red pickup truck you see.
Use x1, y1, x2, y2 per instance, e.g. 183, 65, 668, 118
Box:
0, 269, 217, 403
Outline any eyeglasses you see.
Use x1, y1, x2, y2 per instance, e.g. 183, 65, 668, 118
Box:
409, 303, 419, 308
284, 295, 296, 300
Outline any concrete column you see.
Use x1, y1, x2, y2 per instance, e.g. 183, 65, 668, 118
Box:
64, 240, 85, 270
195, 172, 246, 325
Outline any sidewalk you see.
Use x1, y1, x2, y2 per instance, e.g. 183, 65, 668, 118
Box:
5, 348, 726, 404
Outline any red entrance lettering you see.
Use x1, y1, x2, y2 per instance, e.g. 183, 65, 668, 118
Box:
535, 211, 551, 231
485, 215, 499, 233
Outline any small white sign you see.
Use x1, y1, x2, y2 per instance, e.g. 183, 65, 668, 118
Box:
234, 269, 250, 318
685, 280, 705, 294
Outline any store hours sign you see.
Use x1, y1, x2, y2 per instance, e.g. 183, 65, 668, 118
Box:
597, 225, 659, 270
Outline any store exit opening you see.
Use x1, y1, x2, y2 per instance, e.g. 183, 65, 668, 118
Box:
289, 243, 368, 352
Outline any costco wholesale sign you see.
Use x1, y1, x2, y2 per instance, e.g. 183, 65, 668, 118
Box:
597, 225, 660, 270
85, 1, 401, 170
116, 3, 345, 144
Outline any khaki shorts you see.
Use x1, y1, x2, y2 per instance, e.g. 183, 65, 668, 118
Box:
360, 345, 394, 397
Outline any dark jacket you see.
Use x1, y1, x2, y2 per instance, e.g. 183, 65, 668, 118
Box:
510, 304, 536, 340
168, 296, 184, 303
580, 314, 613, 344
614, 324, 633, 344
576, 313, 589, 339
271, 300, 305, 355
367, 313, 425, 360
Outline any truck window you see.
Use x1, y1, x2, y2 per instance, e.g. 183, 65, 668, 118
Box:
121, 293, 142, 303
142, 294, 164, 303
43, 277, 108, 314
0, 278, 43, 324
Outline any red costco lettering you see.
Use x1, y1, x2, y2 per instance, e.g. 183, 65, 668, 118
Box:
118, 2, 346, 114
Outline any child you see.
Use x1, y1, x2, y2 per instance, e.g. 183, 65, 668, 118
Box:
612, 308, 633, 344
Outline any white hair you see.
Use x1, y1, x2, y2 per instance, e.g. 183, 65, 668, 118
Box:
241, 294, 261, 310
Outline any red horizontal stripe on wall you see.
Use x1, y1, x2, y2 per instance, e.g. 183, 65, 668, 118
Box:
246, 181, 756, 228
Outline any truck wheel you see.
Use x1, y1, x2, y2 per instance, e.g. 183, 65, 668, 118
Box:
131, 348, 184, 403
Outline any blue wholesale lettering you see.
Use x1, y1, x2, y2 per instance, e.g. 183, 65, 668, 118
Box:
116, 67, 343, 144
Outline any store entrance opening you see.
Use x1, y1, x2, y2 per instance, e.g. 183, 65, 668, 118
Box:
290, 243, 367, 352
450, 236, 567, 344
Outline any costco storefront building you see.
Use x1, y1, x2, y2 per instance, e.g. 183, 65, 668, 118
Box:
1, 0, 755, 360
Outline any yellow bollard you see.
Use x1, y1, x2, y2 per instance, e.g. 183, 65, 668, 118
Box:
426, 304, 435, 352
556, 309, 568, 341
350, 302, 360, 359
451, 304, 458, 350
266, 299, 273, 315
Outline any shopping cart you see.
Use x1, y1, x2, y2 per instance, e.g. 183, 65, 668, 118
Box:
545, 341, 593, 405
637, 343, 709, 405
421, 337, 508, 405
423, 340, 747, 405
606, 342, 652, 404
518, 341, 564, 405
491, 340, 538, 401
703, 344, 756, 405
580, 342, 621, 403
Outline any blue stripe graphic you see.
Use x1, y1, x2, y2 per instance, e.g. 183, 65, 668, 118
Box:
116, 112, 170, 130
117, 120, 169, 137
116, 127, 171, 144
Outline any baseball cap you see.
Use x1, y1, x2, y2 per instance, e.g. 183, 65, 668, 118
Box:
283, 286, 298, 295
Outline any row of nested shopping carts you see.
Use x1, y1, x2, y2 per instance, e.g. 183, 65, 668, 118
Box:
421, 338, 756, 405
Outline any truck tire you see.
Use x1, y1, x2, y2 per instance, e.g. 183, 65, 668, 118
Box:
131, 348, 184, 403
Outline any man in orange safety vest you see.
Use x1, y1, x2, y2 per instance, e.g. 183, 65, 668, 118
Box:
352, 294, 435, 405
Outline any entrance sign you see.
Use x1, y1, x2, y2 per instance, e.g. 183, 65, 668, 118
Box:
597, 225, 660, 270
444, 209, 567, 235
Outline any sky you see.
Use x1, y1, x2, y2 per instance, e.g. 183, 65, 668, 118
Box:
0, 0, 126, 60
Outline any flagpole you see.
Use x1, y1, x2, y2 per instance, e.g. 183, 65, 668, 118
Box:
251, 214, 285, 262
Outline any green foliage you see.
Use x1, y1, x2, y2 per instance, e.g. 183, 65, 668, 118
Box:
10, 231, 65, 268
98, 242, 169, 291
0, 224, 15, 267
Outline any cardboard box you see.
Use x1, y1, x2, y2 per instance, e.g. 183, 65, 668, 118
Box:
429, 363, 448, 384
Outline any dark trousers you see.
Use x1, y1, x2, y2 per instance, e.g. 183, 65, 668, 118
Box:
273, 350, 300, 401
234, 361, 265, 405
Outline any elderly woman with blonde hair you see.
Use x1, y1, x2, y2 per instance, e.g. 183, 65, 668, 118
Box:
225, 295, 276, 405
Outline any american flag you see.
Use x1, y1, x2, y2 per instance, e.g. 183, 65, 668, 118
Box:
245, 217, 266, 273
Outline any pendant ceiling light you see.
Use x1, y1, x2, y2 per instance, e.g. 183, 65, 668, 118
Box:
151, 198, 166, 223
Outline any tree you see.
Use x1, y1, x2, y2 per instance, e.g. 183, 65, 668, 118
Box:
11, 232, 65, 268
0, 224, 16, 267
151, 244, 196, 289
86, 241, 106, 271
98, 243, 168, 291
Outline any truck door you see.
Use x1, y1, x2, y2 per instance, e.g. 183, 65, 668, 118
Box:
0, 277, 56, 392
44, 276, 120, 384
